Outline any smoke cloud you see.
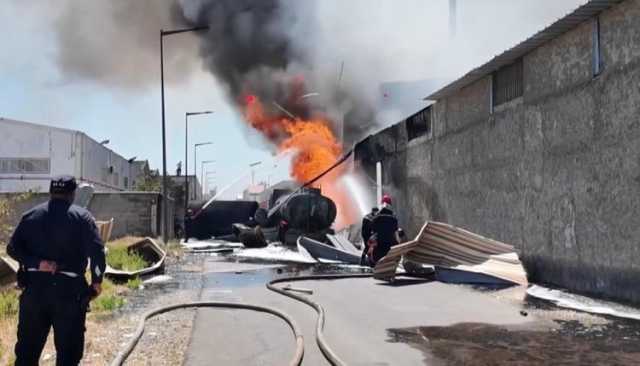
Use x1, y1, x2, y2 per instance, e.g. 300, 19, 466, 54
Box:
175, 0, 586, 144
54, 0, 197, 89
40, 0, 586, 141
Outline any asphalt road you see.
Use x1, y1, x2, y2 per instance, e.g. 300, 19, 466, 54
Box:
184, 258, 533, 366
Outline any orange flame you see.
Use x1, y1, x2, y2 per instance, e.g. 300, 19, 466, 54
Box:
243, 95, 355, 228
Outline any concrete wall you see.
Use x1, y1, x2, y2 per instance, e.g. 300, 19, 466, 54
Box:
88, 192, 172, 239
0, 192, 174, 245
354, 0, 640, 303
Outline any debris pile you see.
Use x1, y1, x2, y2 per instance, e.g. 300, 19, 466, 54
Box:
374, 221, 528, 286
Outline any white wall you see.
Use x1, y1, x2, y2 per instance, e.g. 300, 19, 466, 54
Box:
0, 118, 78, 192
80, 134, 132, 191
0, 118, 134, 192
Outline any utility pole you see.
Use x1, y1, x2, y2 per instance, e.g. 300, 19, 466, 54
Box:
449, 0, 457, 38
160, 25, 209, 244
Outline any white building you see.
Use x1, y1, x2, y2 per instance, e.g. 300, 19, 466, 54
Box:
0, 118, 140, 192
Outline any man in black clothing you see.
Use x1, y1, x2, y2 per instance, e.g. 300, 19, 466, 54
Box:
7, 175, 106, 366
359, 207, 379, 265
368, 195, 400, 265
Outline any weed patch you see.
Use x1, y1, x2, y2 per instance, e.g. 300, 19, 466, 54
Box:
91, 279, 125, 313
92, 293, 125, 313
126, 277, 142, 290
0, 290, 18, 320
106, 247, 148, 272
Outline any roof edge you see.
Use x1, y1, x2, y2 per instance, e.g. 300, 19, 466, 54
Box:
424, 0, 624, 101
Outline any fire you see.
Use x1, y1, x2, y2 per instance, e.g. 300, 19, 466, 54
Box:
242, 94, 356, 228
243, 95, 341, 184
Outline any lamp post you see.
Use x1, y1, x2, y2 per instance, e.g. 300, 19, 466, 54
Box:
205, 171, 216, 198
200, 160, 216, 196
194, 142, 213, 200
160, 25, 209, 244
185, 111, 213, 216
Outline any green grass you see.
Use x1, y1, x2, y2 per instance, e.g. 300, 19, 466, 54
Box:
106, 247, 148, 271
92, 294, 125, 312
126, 277, 142, 290
0, 290, 18, 320
91, 278, 125, 313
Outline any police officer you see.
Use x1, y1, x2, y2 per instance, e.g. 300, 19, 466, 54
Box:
7, 175, 106, 366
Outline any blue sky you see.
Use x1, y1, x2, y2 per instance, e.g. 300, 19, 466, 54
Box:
0, 1, 289, 199
0, 0, 586, 199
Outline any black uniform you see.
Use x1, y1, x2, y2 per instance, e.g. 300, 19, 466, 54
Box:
7, 189, 105, 365
369, 207, 399, 265
360, 209, 378, 265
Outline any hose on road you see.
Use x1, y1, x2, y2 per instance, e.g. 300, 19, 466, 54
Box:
110, 272, 373, 366
110, 301, 304, 366
267, 274, 373, 366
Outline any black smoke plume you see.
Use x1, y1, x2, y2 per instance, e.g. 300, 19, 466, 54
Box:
176, 0, 373, 142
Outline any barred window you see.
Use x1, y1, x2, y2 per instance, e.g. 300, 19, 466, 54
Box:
0, 158, 50, 174
406, 106, 432, 141
492, 58, 523, 107
592, 17, 603, 76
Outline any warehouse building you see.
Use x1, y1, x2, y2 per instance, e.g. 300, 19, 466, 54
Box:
0, 118, 141, 192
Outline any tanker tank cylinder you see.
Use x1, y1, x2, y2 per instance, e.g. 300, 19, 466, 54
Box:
278, 191, 337, 231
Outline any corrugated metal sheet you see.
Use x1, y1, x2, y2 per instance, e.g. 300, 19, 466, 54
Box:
425, 0, 624, 101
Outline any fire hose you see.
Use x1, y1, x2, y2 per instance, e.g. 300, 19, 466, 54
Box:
110, 273, 373, 366
111, 149, 370, 365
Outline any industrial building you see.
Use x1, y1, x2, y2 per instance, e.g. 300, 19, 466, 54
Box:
0, 118, 143, 192
355, 0, 639, 302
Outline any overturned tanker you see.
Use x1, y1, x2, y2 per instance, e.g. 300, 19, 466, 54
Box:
187, 200, 259, 240
253, 188, 337, 245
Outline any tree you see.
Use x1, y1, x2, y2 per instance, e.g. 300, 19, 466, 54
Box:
0, 193, 32, 250
134, 168, 161, 192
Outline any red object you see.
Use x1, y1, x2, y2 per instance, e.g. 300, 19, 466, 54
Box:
245, 94, 257, 105
381, 194, 392, 205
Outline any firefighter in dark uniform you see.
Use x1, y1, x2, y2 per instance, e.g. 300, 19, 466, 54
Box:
359, 207, 379, 265
7, 175, 106, 366
368, 194, 401, 265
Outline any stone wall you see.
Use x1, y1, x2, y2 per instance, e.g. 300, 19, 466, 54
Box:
88, 192, 172, 239
354, 0, 640, 303
0, 192, 174, 244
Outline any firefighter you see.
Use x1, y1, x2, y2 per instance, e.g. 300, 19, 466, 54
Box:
7, 175, 106, 366
368, 194, 401, 265
360, 207, 379, 265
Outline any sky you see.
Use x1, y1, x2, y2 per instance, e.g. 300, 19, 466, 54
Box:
0, 0, 586, 199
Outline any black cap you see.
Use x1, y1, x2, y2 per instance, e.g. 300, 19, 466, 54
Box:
50, 175, 77, 194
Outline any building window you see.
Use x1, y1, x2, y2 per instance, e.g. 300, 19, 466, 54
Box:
593, 17, 603, 76
492, 58, 523, 107
124, 176, 129, 189
0, 158, 51, 174
406, 106, 432, 141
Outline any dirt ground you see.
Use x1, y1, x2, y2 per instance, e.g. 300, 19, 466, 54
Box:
0, 250, 203, 366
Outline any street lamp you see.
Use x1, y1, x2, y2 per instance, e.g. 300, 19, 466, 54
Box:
160, 25, 209, 244
194, 142, 213, 200
200, 160, 215, 196
185, 111, 213, 216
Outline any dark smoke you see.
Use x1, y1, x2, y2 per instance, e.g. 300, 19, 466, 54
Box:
54, 0, 196, 89
176, 0, 375, 143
